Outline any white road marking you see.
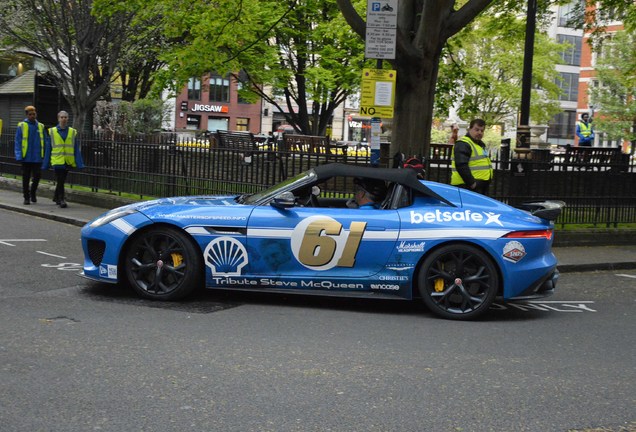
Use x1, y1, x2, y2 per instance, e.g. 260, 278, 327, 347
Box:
527, 300, 594, 303
616, 274, 636, 279
0, 239, 47, 246
37, 251, 67, 259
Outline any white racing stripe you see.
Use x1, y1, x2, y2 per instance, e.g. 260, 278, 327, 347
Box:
399, 229, 511, 240
186, 227, 212, 235
111, 218, 136, 235
196, 227, 511, 241
247, 228, 400, 240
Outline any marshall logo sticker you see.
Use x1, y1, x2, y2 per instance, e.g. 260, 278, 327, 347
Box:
503, 241, 526, 263
397, 241, 425, 253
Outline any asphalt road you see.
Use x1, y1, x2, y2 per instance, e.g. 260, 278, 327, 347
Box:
1, 209, 634, 432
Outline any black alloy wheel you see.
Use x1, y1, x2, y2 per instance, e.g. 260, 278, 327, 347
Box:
124, 227, 202, 300
418, 244, 499, 320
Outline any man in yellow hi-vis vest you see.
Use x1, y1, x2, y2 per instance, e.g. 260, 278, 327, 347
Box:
43, 111, 84, 208
451, 118, 493, 196
14, 106, 45, 205
576, 113, 594, 147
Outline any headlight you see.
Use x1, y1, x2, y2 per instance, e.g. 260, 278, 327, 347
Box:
90, 208, 138, 228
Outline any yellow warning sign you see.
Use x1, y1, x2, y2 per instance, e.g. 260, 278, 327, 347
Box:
360, 68, 396, 118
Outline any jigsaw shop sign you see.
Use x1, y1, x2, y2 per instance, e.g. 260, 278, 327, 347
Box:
191, 103, 229, 113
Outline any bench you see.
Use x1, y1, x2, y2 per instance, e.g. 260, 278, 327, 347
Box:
214, 130, 256, 151
281, 134, 344, 155
560, 146, 628, 171
213, 130, 258, 164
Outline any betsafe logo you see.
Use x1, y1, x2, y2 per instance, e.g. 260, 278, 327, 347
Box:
410, 210, 503, 226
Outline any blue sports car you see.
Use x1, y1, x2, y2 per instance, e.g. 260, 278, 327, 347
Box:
81, 163, 563, 320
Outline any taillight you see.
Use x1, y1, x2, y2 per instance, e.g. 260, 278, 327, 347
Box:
502, 230, 553, 240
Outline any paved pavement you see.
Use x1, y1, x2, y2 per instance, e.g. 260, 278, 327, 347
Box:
1, 179, 636, 273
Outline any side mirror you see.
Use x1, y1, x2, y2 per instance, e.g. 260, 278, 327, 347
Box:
271, 191, 296, 209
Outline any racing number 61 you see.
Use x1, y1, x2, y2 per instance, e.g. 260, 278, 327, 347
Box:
298, 220, 367, 267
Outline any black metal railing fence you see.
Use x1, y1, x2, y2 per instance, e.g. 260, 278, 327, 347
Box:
1, 127, 635, 227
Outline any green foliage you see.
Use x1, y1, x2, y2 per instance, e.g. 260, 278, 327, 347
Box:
437, 13, 563, 126
589, 31, 636, 148
94, 99, 169, 134
0, 0, 135, 130
430, 126, 451, 144
570, 0, 636, 37
102, 0, 366, 135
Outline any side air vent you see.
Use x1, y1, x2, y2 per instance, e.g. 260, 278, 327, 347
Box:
87, 239, 106, 266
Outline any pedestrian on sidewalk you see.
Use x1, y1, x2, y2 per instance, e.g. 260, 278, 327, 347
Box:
43, 111, 84, 208
450, 118, 493, 196
14, 105, 46, 205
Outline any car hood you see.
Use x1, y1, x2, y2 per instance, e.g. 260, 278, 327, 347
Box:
122, 195, 254, 226
135, 195, 240, 209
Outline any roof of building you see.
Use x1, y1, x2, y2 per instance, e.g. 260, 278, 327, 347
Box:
0, 69, 36, 94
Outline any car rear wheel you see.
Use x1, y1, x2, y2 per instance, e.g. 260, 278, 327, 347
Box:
418, 244, 499, 320
124, 227, 202, 300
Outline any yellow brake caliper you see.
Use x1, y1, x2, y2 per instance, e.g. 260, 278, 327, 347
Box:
434, 263, 444, 292
434, 278, 444, 292
171, 253, 184, 267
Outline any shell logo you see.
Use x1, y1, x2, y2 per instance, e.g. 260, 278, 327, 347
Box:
204, 237, 248, 276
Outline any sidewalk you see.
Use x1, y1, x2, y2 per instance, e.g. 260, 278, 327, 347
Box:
1, 178, 635, 273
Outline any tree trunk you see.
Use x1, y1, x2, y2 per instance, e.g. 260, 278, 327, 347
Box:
390, 59, 438, 159
391, 45, 441, 157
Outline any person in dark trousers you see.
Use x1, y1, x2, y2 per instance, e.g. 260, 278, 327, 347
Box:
14, 106, 46, 205
576, 113, 594, 147
450, 118, 493, 196
42, 111, 84, 208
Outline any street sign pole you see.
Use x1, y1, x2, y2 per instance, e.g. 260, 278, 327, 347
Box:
365, 0, 398, 166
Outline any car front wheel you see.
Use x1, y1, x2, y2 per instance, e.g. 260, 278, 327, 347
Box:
124, 226, 202, 300
417, 244, 499, 320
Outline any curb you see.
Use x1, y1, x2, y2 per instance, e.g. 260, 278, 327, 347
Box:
554, 229, 636, 247
558, 262, 636, 273
0, 201, 88, 227
0, 177, 137, 210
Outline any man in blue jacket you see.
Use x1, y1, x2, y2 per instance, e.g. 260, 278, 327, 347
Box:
14, 106, 46, 205
43, 111, 84, 208
576, 113, 594, 147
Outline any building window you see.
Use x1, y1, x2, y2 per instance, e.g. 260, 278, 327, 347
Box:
188, 77, 201, 100
547, 110, 577, 140
236, 118, 249, 131
186, 114, 201, 130
209, 73, 230, 102
208, 117, 229, 133
557, 34, 582, 66
558, 1, 582, 28
556, 72, 579, 101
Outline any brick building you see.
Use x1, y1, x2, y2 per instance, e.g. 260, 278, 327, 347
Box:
174, 72, 262, 134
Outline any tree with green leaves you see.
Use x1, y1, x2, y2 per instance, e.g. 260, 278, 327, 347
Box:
573, 0, 636, 37
95, 98, 170, 135
336, 0, 503, 157
127, 0, 367, 136
436, 12, 563, 129
115, 23, 169, 102
336, 0, 570, 157
0, 0, 134, 132
589, 31, 636, 154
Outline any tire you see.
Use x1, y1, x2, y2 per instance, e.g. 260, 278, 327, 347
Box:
124, 226, 202, 300
417, 244, 499, 320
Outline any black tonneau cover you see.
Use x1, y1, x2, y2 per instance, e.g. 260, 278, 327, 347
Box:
313, 163, 454, 206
